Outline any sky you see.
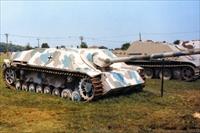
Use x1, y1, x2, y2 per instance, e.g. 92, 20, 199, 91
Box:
0, 1, 200, 48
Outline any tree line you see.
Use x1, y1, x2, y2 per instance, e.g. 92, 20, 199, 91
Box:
0, 40, 181, 52
0, 42, 50, 52
0, 41, 131, 52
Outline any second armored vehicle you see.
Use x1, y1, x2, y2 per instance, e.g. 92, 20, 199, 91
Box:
124, 41, 200, 81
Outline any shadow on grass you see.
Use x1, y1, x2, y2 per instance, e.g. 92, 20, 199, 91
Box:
92, 88, 158, 104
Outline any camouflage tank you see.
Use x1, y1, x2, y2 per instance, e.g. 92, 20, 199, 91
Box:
3, 48, 145, 101
2, 48, 200, 101
124, 41, 200, 81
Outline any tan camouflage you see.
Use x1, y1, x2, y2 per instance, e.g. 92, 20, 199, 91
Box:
5, 48, 145, 95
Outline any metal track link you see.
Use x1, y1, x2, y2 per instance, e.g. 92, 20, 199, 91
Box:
3, 65, 104, 101
91, 76, 103, 98
19, 66, 86, 78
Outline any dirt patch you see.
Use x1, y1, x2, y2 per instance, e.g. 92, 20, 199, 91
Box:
0, 106, 63, 132
182, 90, 200, 111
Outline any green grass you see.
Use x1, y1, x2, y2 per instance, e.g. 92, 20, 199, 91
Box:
0, 53, 200, 132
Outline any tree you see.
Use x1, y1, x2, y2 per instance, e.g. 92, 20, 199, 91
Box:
115, 48, 121, 50
41, 43, 50, 48
121, 43, 130, 50
61, 45, 65, 48
80, 42, 88, 48
0, 42, 25, 52
99, 46, 108, 49
173, 40, 180, 45
25, 44, 32, 50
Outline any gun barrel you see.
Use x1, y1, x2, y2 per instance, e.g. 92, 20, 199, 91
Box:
110, 49, 200, 63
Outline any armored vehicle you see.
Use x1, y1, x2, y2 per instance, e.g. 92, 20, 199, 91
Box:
125, 41, 200, 81
3, 48, 200, 101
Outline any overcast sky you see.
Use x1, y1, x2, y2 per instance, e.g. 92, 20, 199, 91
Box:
0, 1, 199, 48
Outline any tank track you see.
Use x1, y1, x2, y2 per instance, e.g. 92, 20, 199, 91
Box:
3, 64, 104, 101
126, 60, 199, 81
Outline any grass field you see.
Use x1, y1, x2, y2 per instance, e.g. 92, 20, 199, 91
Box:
0, 53, 200, 132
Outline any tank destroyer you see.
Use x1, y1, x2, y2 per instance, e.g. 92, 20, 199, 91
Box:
2, 48, 200, 101
124, 41, 200, 81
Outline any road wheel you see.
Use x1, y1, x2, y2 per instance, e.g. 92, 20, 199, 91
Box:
22, 82, 28, 91
173, 68, 182, 80
61, 89, 72, 99
43, 86, 51, 94
28, 83, 35, 92
159, 68, 172, 80
144, 68, 154, 79
182, 67, 195, 81
71, 91, 81, 101
36, 85, 43, 93
52, 88, 60, 96
15, 80, 21, 90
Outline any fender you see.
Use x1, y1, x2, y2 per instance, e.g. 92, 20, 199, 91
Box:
3, 59, 11, 68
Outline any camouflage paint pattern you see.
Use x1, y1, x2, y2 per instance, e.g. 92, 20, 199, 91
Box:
9, 48, 145, 94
